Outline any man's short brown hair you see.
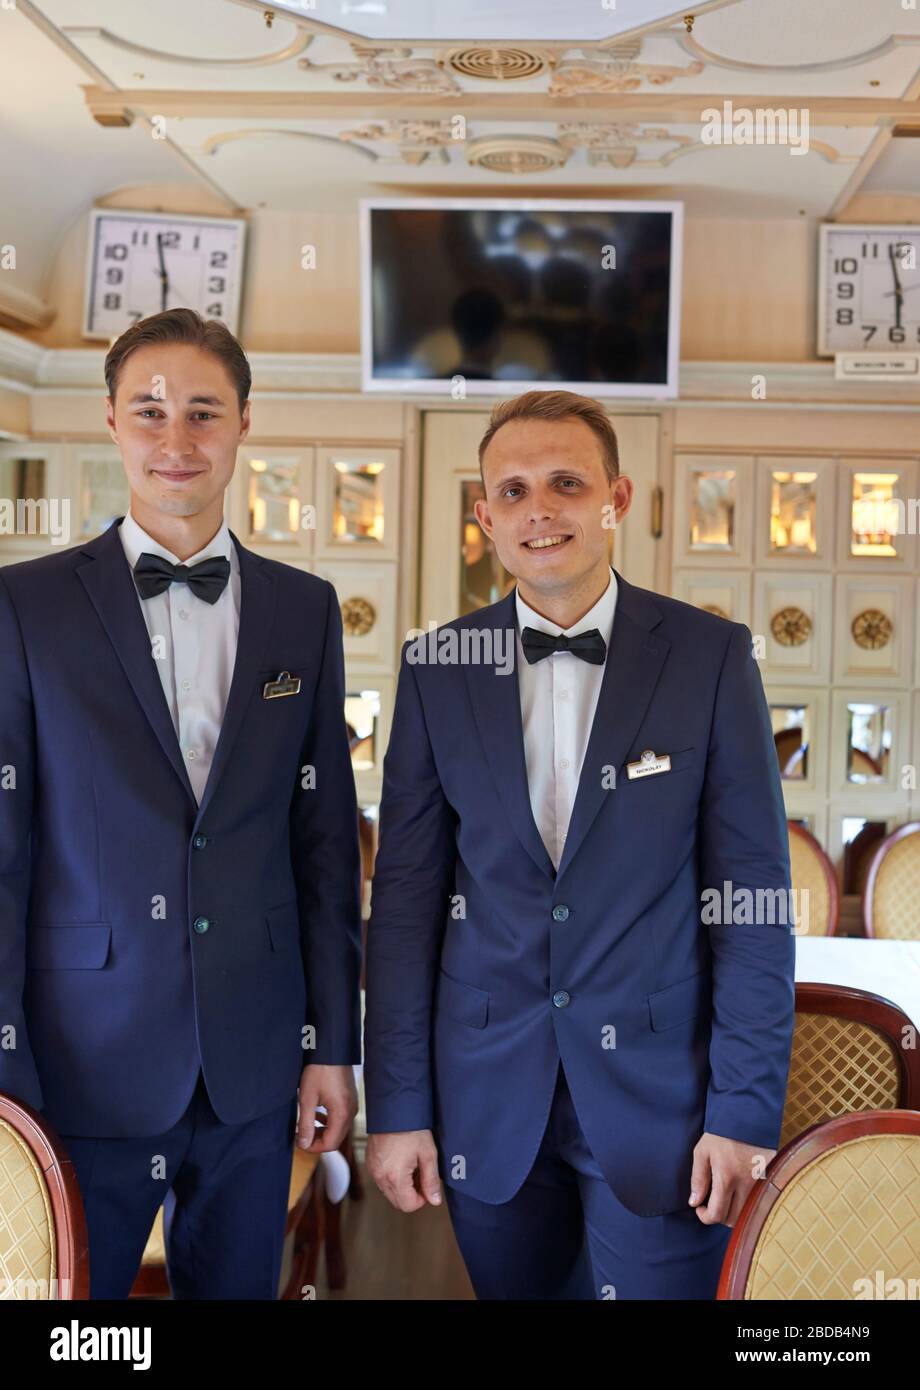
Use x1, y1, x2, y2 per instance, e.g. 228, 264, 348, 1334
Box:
104, 308, 251, 412
478, 389, 619, 485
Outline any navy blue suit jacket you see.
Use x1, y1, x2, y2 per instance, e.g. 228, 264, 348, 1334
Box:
364, 569, 796, 1216
0, 517, 362, 1137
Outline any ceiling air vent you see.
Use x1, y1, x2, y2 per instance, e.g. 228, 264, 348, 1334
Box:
446, 47, 547, 81
465, 135, 569, 174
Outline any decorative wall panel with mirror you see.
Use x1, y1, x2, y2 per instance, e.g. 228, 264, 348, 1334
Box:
0, 443, 61, 559
834, 458, 919, 572
764, 684, 829, 795
671, 448, 919, 934
753, 456, 835, 568
829, 690, 910, 801
671, 454, 754, 569
234, 447, 315, 561
314, 446, 401, 563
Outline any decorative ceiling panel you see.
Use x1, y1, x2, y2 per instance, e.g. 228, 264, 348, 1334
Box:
236, 0, 715, 44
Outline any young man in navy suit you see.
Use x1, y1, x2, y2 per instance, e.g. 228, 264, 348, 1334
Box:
0, 309, 362, 1299
364, 390, 796, 1300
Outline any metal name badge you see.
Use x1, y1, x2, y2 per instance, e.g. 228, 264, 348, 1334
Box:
626, 748, 672, 780
262, 670, 302, 699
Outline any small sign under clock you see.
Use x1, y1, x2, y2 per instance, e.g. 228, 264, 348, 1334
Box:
818, 223, 920, 356
83, 209, 247, 340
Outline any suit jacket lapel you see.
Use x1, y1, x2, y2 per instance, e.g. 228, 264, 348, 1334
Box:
76, 520, 198, 808
76, 519, 276, 822
463, 590, 556, 880
194, 530, 276, 823
555, 568, 670, 878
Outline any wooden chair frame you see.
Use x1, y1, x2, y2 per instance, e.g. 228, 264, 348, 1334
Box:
0, 1092, 89, 1300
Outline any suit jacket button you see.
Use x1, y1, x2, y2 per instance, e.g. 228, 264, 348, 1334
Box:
552, 990, 571, 1008
193, 834, 208, 850
193, 916, 210, 934
552, 904, 570, 922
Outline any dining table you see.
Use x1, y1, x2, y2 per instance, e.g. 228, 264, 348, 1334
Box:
794, 935, 920, 1029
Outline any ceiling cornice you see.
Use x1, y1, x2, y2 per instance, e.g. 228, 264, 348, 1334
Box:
2, 332, 920, 410
80, 85, 920, 125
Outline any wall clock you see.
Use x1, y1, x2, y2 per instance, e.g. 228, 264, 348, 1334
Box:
82, 209, 247, 340
818, 223, 920, 356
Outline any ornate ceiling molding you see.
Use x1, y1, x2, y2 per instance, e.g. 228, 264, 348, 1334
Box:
195, 119, 864, 170
199, 128, 378, 161
672, 29, 920, 74
299, 47, 461, 94
62, 23, 313, 68
549, 55, 705, 94
556, 122, 696, 168
297, 39, 705, 94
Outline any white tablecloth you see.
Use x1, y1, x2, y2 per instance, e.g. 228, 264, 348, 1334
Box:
794, 937, 920, 1029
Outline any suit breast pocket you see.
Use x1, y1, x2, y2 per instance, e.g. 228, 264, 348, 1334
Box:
622, 746, 697, 787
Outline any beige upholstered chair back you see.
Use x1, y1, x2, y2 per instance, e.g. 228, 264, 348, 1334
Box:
719, 1113, 920, 1299
787, 821, 838, 937
780, 985, 916, 1150
863, 822, 920, 941
0, 1096, 88, 1299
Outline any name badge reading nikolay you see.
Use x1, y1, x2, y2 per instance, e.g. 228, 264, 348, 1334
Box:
263, 670, 302, 699
626, 748, 672, 780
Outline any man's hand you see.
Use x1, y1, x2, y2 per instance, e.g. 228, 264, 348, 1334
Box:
367, 1131, 442, 1212
296, 1064, 358, 1152
689, 1132, 776, 1226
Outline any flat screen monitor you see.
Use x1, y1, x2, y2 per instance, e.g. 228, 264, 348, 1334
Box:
360, 197, 683, 398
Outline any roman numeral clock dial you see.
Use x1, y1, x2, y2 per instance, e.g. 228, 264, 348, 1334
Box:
82, 210, 247, 340
819, 223, 920, 356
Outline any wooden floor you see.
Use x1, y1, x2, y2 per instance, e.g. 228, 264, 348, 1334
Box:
315, 1160, 475, 1300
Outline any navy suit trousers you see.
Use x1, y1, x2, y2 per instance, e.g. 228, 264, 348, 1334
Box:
444, 1061, 732, 1300
60, 1069, 298, 1300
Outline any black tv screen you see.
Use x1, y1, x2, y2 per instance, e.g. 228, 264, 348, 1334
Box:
361, 199, 682, 397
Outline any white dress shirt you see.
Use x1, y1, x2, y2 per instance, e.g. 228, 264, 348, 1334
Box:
515, 568, 618, 869
118, 510, 241, 805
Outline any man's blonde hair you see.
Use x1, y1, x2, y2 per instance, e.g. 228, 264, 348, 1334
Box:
478, 390, 619, 485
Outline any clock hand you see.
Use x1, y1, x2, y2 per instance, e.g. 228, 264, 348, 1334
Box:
888, 244, 904, 330
156, 233, 171, 312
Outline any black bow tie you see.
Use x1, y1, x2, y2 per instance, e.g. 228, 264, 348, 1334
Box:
133, 552, 231, 605
521, 626, 607, 666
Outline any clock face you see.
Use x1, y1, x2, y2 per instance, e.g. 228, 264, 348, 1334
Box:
819, 224, 920, 356
83, 211, 246, 340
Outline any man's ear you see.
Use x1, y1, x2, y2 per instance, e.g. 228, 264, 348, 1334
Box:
239, 399, 251, 442
473, 494, 494, 540
105, 396, 119, 445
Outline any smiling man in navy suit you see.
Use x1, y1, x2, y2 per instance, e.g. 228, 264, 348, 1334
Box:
0, 309, 362, 1299
364, 389, 796, 1300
